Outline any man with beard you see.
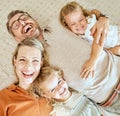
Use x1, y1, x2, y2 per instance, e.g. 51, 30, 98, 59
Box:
6, 10, 108, 44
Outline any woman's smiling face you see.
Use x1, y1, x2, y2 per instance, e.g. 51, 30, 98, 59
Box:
14, 46, 42, 89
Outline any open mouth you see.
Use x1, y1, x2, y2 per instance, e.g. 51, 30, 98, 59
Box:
60, 88, 66, 96
22, 71, 34, 78
23, 24, 33, 34
25, 27, 31, 33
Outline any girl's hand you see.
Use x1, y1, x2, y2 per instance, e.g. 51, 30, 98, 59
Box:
80, 59, 96, 79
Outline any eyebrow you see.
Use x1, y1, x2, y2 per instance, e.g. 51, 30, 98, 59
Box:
49, 77, 62, 91
9, 13, 25, 28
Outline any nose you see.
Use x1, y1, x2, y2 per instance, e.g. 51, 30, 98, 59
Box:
55, 83, 63, 92
19, 20, 26, 26
24, 62, 34, 70
77, 21, 82, 26
74, 22, 80, 29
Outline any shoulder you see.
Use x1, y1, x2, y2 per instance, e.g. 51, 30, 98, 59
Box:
0, 84, 15, 108
51, 102, 70, 116
0, 84, 16, 98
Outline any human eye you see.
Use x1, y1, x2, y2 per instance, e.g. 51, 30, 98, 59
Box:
33, 59, 39, 63
80, 17, 85, 22
12, 21, 19, 29
50, 88, 55, 93
58, 79, 62, 85
18, 58, 26, 63
79, 18, 83, 22
70, 23, 75, 26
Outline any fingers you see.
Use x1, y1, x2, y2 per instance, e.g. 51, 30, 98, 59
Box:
90, 25, 96, 37
94, 28, 102, 44
91, 70, 94, 77
80, 68, 94, 79
94, 26, 108, 46
91, 24, 103, 45
99, 28, 107, 46
91, 17, 109, 46
99, 35, 105, 46
80, 70, 90, 79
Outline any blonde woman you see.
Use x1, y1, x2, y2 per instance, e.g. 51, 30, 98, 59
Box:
0, 38, 51, 116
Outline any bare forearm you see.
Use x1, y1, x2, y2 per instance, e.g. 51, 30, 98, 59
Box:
90, 41, 103, 63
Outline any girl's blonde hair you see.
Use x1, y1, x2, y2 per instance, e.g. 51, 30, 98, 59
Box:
59, 1, 91, 29
28, 65, 77, 107
28, 66, 76, 102
28, 66, 64, 98
13, 38, 49, 84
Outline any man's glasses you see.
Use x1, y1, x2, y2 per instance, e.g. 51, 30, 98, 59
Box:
10, 13, 31, 30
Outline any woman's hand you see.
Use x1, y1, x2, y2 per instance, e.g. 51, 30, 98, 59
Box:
91, 17, 109, 46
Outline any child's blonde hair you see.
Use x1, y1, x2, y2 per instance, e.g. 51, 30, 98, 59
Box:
28, 65, 77, 106
28, 66, 64, 97
28, 65, 64, 106
60, 1, 91, 29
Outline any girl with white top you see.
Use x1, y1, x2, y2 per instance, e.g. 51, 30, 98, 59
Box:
29, 66, 118, 116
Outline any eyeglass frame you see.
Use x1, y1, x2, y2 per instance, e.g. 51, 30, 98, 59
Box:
10, 12, 31, 30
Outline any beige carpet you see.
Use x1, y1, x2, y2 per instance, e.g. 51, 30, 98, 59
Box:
0, 0, 120, 90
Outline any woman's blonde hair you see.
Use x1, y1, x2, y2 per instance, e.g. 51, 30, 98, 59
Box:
59, 1, 91, 29
13, 38, 49, 84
